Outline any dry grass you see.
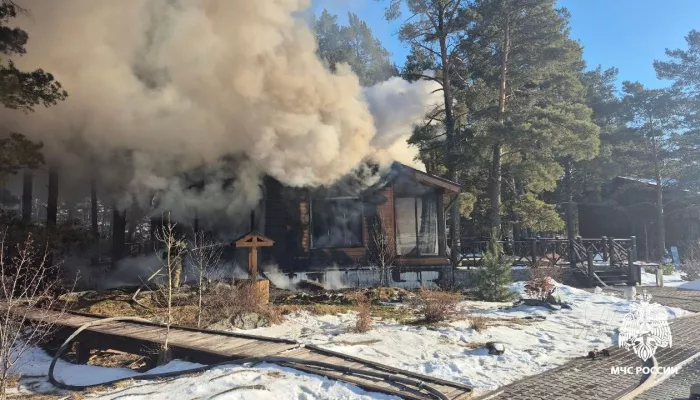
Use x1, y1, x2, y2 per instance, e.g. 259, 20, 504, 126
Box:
85, 350, 151, 371
277, 303, 355, 316
468, 314, 489, 332
370, 305, 416, 323
201, 283, 281, 326
414, 288, 461, 323
347, 291, 373, 333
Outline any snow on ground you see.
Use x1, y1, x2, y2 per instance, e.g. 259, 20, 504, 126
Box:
240, 282, 691, 395
11, 346, 400, 399
641, 269, 687, 287
678, 279, 700, 290
8, 282, 694, 399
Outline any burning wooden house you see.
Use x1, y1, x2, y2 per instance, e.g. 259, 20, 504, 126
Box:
151, 162, 460, 272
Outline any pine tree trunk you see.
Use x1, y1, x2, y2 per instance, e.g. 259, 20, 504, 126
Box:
489, 143, 503, 235
126, 205, 138, 243
488, 12, 510, 238
655, 176, 665, 262
21, 170, 32, 223
90, 179, 99, 264
112, 207, 126, 264
47, 167, 58, 227
564, 159, 576, 266
438, 14, 460, 267
649, 119, 666, 262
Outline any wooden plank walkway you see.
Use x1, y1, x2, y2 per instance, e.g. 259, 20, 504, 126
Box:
26, 308, 473, 399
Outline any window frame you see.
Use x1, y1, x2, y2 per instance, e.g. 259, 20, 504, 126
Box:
394, 193, 440, 257
309, 196, 365, 249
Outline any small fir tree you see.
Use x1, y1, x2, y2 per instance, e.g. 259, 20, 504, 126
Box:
475, 232, 516, 301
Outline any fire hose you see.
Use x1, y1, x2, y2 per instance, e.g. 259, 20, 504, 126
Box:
48, 317, 448, 400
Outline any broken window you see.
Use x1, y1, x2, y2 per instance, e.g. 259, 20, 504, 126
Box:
311, 197, 363, 248
396, 195, 439, 256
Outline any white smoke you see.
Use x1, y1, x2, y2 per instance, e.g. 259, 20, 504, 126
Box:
364, 76, 443, 171
1, 0, 441, 220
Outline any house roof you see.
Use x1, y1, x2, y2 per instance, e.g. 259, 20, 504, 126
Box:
614, 176, 677, 187
391, 162, 461, 193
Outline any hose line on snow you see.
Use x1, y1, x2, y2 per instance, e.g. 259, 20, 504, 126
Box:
48, 316, 449, 400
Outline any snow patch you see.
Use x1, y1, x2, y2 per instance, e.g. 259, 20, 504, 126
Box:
239, 282, 691, 395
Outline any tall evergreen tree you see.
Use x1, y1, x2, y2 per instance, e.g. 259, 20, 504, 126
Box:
655, 30, 700, 192
0, 1, 67, 183
381, 0, 471, 266
314, 10, 398, 86
620, 82, 681, 261
464, 0, 599, 237
0, 1, 66, 112
567, 66, 626, 203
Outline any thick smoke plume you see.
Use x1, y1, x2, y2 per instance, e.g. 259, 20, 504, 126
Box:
0, 0, 440, 222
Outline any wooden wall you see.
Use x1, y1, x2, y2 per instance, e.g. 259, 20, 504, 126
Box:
264, 178, 451, 271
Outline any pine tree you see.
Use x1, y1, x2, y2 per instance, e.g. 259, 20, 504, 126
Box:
381, 0, 471, 267
566, 66, 627, 204
619, 82, 681, 261
0, 2, 67, 112
0, 1, 67, 183
654, 30, 700, 193
314, 10, 397, 86
464, 0, 599, 237
475, 232, 515, 301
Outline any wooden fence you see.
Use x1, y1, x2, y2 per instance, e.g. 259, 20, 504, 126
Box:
459, 236, 637, 269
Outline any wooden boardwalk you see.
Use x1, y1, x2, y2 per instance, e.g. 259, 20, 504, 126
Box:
29, 308, 473, 400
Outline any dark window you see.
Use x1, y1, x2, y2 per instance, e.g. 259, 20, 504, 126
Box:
396, 194, 439, 256
311, 198, 363, 248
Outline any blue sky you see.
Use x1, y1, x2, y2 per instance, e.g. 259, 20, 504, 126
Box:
310, 0, 700, 90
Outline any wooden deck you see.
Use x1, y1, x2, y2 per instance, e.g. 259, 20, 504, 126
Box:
28, 308, 473, 399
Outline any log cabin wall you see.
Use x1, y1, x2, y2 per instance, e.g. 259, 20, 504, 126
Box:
260, 164, 458, 271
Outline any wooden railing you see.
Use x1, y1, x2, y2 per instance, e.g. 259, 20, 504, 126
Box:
459, 236, 637, 271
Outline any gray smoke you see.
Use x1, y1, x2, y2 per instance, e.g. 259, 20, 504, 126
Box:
0, 0, 441, 222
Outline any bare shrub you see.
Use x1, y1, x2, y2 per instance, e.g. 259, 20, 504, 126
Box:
347, 291, 372, 333
187, 230, 223, 328
415, 288, 460, 323
367, 217, 395, 287
0, 232, 71, 400
145, 214, 187, 364
524, 266, 561, 301
469, 314, 489, 332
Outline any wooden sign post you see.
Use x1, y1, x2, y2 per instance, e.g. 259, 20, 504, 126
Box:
234, 232, 274, 281
233, 232, 274, 303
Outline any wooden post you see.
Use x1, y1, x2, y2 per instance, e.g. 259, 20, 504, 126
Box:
75, 341, 91, 364
234, 232, 274, 303
601, 236, 608, 262
631, 236, 637, 262
249, 244, 258, 282
608, 237, 615, 268
437, 192, 446, 257
628, 249, 636, 286
587, 251, 594, 288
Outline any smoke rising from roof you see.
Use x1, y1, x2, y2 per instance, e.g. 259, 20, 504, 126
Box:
0, 0, 440, 221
